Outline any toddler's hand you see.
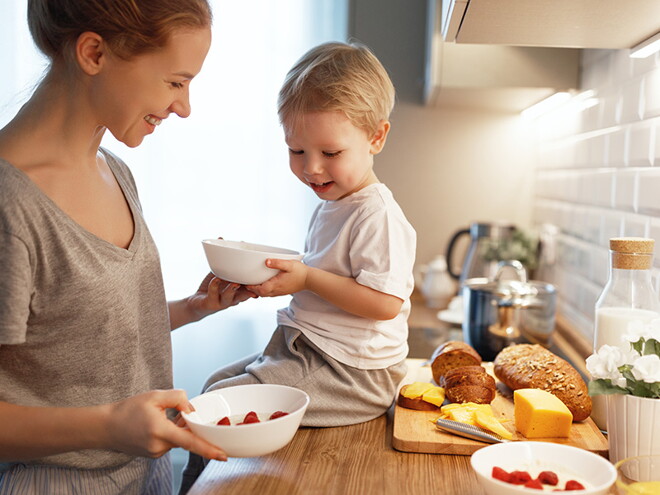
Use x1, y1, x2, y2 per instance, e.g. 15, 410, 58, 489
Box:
247, 259, 307, 297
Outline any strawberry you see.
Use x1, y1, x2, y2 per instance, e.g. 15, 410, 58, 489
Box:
565, 480, 585, 490
269, 411, 289, 420
216, 416, 230, 426
238, 411, 260, 424
509, 470, 532, 485
538, 470, 559, 486
491, 466, 511, 483
524, 479, 543, 490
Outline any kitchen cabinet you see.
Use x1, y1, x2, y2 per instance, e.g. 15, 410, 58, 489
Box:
440, 0, 660, 49
425, 0, 580, 111
348, 0, 580, 111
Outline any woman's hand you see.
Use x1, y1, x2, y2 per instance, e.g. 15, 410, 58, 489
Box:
246, 259, 308, 297
103, 389, 227, 461
169, 273, 256, 330
191, 273, 256, 315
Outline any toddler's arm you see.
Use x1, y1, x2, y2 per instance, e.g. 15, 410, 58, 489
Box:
248, 258, 402, 320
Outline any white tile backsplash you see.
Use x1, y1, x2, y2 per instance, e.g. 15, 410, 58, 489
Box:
532, 48, 660, 342
644, 69, 660, 119
627, 121, 653, 167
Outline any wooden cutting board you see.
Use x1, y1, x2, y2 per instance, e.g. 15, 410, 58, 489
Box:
392, 359, 608, 456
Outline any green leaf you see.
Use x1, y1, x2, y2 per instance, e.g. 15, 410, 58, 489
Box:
649, 382, 660, 399
631, 339, 644, 355
642, 338, 660, 357
629, 381, 655, 398
588, 379, 629, 396
619, 365, 635, 382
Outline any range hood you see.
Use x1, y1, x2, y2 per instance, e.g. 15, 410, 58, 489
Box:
425, 0, 581, 111
442, 0, 660, 49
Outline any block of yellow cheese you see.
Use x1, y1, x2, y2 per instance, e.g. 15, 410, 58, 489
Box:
514, 388, 572, 438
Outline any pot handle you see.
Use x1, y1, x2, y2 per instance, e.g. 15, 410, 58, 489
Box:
494, 260, 527, 283
445, 228, 470, 280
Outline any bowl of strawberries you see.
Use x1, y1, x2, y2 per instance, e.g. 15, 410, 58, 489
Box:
182, 384, 310, 457
470, 442, 616, 495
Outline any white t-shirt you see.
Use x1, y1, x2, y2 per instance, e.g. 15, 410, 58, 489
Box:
277, 183, 416, 369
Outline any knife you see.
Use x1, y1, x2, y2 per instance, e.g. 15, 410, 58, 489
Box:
435, 418, 511, 444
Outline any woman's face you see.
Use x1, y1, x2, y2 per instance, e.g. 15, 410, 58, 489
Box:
92, 26, 212, 147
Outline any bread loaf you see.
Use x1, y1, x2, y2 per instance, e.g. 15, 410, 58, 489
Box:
493, 344, 592, 422
430, 341, 482, 385
443, 365, 496, 404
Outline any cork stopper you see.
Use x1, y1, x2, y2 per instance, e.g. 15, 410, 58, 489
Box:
610, 237, 654, 270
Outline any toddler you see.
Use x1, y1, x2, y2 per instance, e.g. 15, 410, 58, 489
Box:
180, 40, 416, 492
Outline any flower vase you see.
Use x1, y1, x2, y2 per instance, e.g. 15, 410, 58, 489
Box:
606, 394, 660, 464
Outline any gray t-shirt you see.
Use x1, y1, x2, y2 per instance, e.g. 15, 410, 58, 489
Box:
0, 149, 172, 470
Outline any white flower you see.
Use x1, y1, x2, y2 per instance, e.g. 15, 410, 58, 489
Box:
586, 345, 634, 387
623, 318, 660, 344
631, 354, 660, 383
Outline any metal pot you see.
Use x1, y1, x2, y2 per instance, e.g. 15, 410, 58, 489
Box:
462, 260, 557, 361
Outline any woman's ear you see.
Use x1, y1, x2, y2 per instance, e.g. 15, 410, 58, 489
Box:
75, 31, 106, 76
369, 120, 391, 155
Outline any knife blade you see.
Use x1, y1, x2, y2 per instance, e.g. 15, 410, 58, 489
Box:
435, 418, 511, 444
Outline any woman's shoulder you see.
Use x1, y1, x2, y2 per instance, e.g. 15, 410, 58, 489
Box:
0, 158, 34, 201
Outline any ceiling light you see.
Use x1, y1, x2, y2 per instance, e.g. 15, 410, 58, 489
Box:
630, 31, 660, 59
521, 92, 571, 120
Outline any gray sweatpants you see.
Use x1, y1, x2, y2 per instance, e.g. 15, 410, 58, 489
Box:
179, 325, 407, 493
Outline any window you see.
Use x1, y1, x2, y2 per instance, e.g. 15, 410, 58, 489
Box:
0, 0, 348, 396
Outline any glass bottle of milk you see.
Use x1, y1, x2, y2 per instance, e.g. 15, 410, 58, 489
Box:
591, 237, 660, 430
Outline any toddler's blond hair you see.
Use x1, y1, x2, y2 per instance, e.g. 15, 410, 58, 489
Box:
278, 41, 395, 137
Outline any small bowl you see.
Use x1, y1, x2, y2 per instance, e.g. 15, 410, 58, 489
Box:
181, 384, 310, 458
471, 442, 616, 495
615, 455, 660, 494
202, 239, 303, 285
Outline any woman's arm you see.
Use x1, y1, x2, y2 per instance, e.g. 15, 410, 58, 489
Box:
247, 259, 403, 320
0, 390, 227, 461
168, 273, 256, 330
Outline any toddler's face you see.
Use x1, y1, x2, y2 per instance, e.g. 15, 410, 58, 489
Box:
284, 111, 388, 201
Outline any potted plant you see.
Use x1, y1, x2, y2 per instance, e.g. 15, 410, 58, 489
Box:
586, 319, 660, 463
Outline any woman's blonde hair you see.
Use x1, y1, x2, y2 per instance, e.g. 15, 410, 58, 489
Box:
28, 0, 212, 62
278, 41, 395, 136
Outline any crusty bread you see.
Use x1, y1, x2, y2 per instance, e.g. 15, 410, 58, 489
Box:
430, 341, 482, 385
443, 365, 496, 404
396, 384, 441, 411
493, 344, 592, 422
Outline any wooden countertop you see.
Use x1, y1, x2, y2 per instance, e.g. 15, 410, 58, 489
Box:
188, 405, 486, 495
189, 293, 612, 494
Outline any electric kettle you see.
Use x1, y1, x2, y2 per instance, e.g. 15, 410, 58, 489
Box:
445, 222, 517, 287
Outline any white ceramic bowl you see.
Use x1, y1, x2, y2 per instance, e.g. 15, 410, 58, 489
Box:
202, 239, 304, 285
470, 442, 616, 495
182, 384, 310, 458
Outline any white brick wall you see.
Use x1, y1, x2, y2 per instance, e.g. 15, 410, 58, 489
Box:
532, 49, 660, 343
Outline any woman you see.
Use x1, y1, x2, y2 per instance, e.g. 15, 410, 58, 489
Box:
0, 1, 251, 492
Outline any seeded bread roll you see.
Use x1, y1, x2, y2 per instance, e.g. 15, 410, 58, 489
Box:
430, 341, 482, 385
444, 365, 496, 404
493, 344, 592, 422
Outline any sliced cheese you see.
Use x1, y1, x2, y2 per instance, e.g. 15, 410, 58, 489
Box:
440, 402, 496, 426
401, 382, 435, 399
514, 388, 572, 438
421, 387, 445, 407
474, 409, 513, 440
